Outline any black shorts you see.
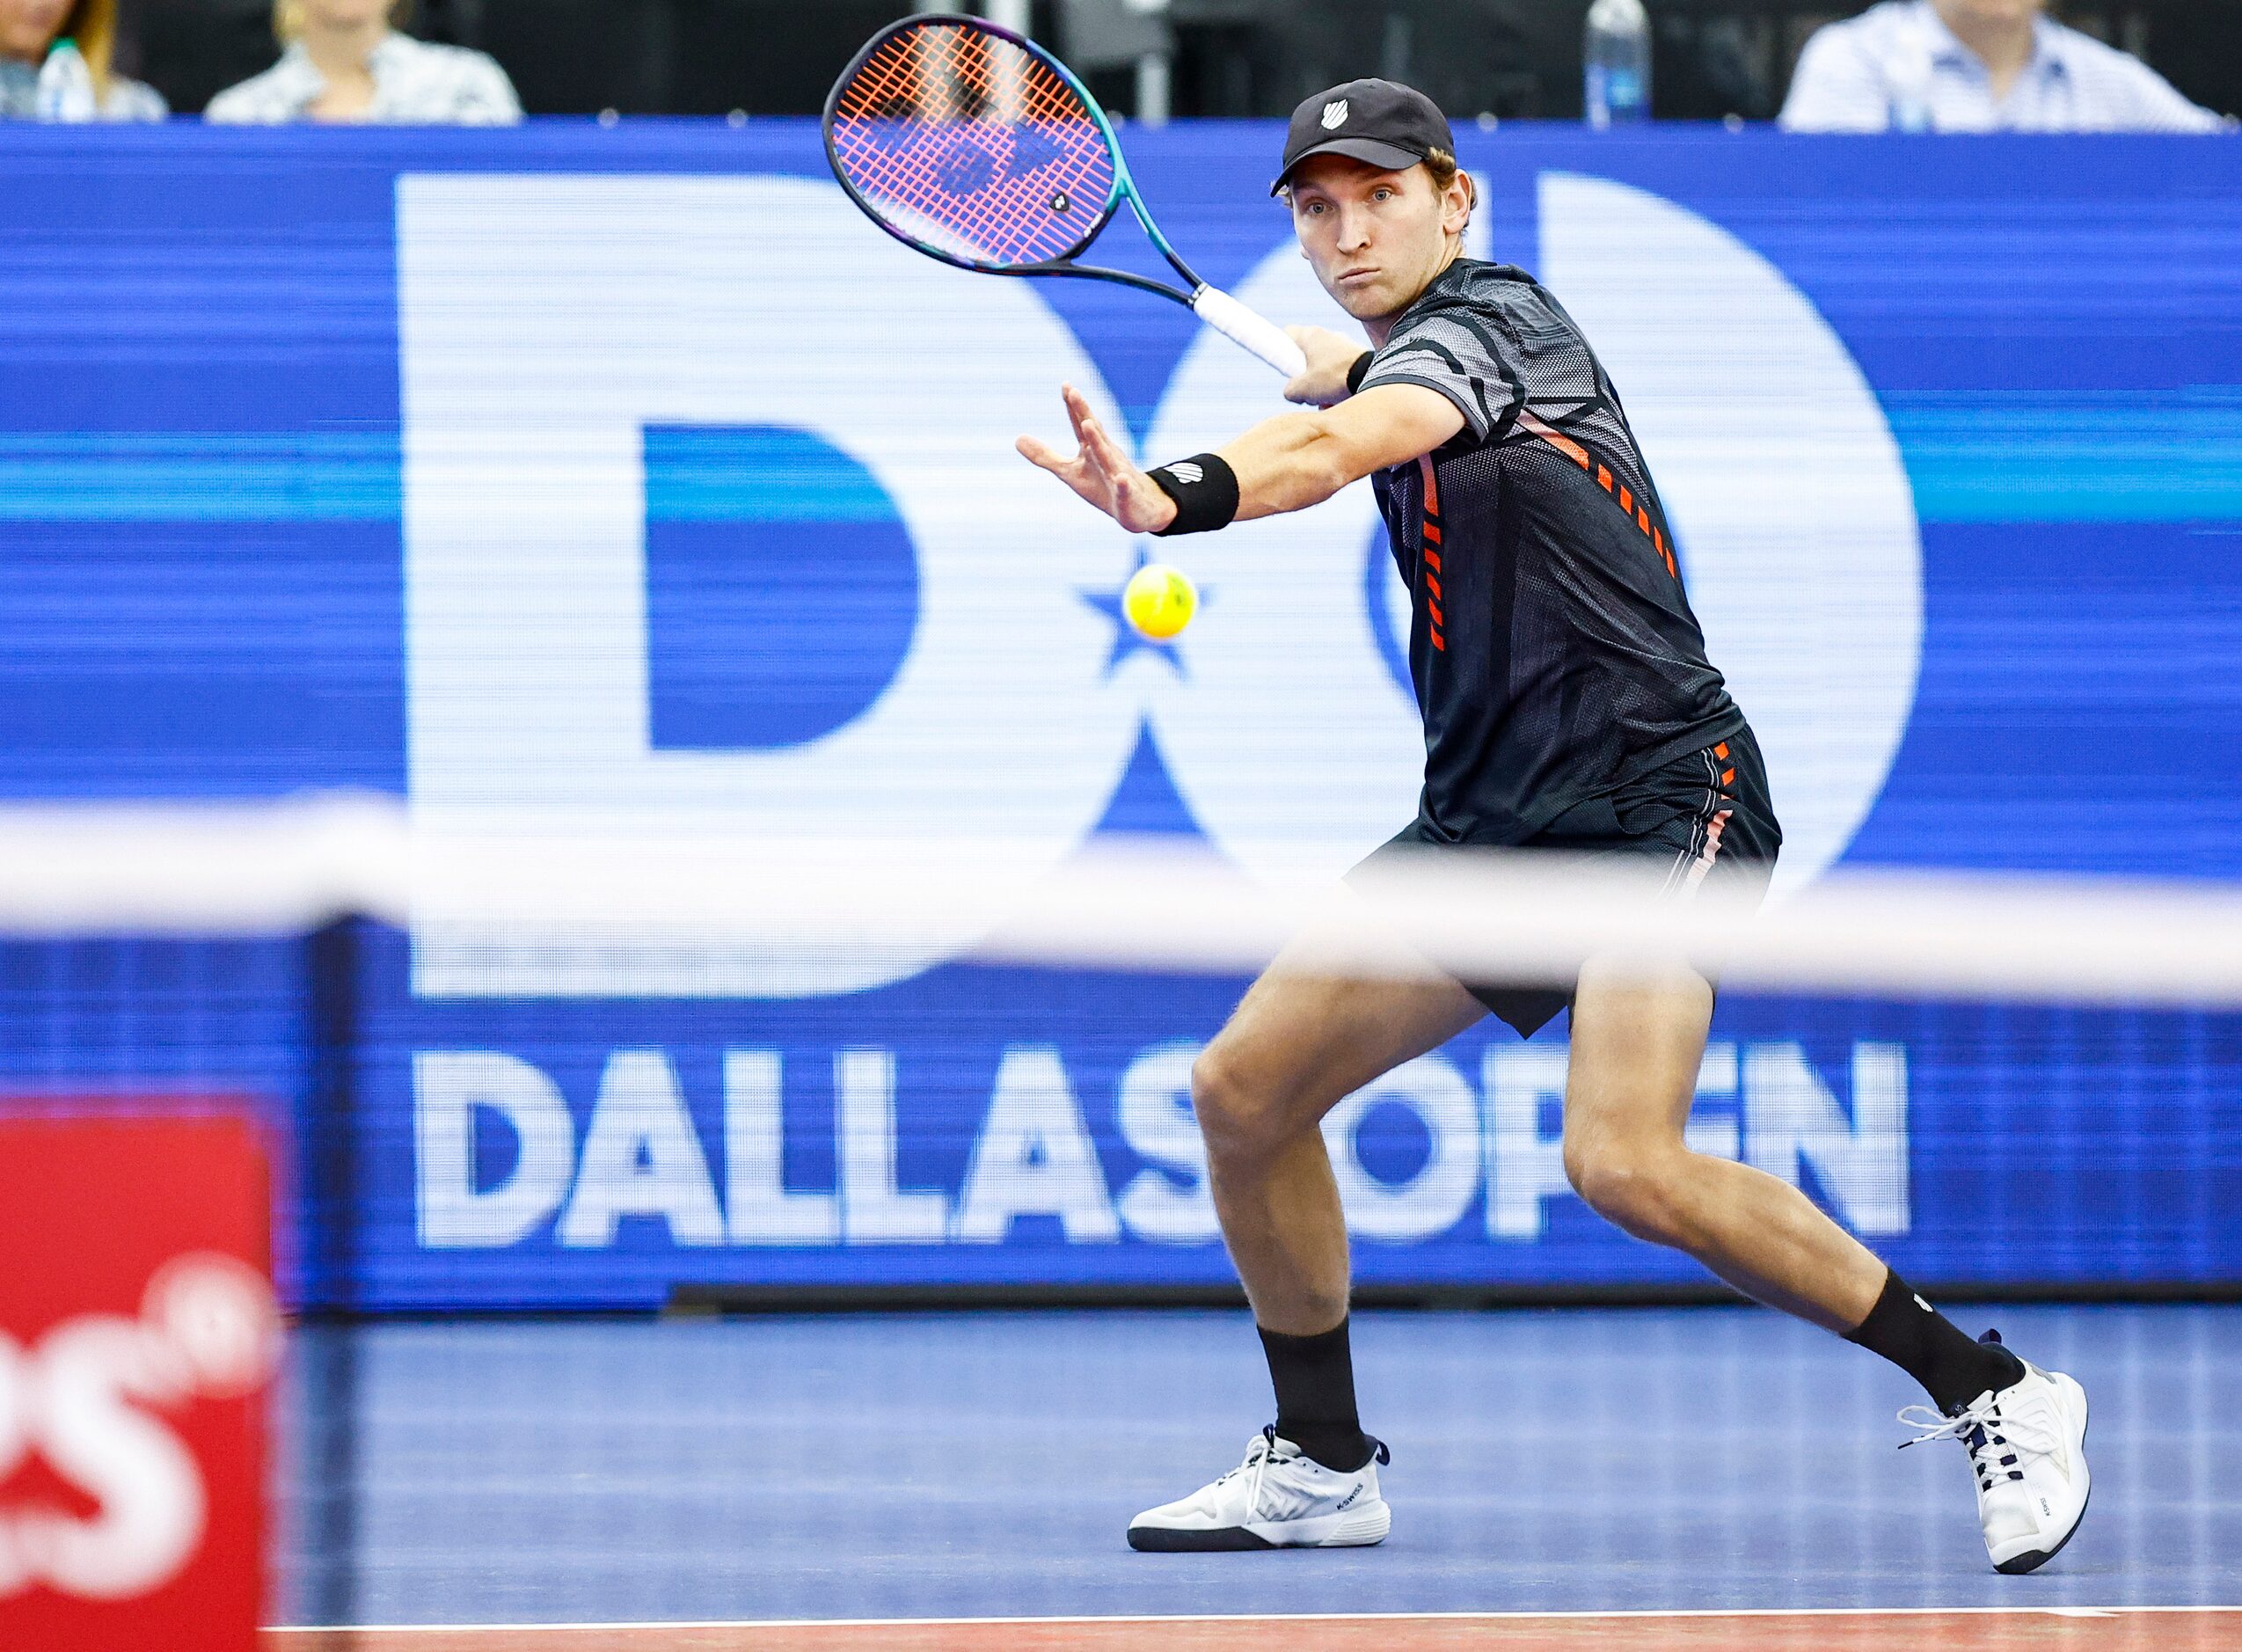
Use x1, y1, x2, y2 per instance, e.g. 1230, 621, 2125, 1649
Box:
1348, 728, 1783, 1038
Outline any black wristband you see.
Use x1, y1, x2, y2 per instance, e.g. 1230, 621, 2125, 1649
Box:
1345, 350, 1375, 395
1147, 452, 1240, 537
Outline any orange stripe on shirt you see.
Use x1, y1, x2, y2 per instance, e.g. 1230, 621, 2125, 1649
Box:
1517, 413, 1682, 582
1523, 415, 1592, 471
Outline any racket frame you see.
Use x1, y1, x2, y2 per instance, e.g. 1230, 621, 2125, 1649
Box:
822, 11, 1209, 312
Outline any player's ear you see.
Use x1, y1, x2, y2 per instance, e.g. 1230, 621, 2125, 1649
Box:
1447, 172, 1475, 238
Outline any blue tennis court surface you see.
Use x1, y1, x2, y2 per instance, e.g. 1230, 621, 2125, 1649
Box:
273, 1304, 2240, 1633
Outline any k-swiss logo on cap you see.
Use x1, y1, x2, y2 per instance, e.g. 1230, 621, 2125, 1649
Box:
1167, 461, 1204, 485
1321, 99, 1349, 129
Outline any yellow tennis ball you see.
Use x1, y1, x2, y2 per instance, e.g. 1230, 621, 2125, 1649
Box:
1123, 562, 1197, 640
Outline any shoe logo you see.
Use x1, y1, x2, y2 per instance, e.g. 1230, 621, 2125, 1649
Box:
2040, 1496, 2052, 1518
1321, 99, 1349, 129
1167, 461, 1204, 485
1335, 1486, 1361, 1510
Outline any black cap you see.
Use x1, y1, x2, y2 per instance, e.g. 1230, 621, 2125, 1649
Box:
1272, 78, 1456, 197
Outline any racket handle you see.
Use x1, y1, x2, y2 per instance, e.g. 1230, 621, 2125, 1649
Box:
1191, 285, 1308, 380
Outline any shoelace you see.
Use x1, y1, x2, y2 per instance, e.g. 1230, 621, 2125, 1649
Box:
1897, 1393, 2063, 1492
1216, 1426, 1391, 1520
1212, 1426, 1282, 1521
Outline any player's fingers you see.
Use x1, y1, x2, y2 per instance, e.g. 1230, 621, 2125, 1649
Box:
1078, 432, 1120, 495
1062, 384, 1094, 444
1019, 440, 1098, 499
1083, 415, 1133, 479
1015, 435, 1067, 472
1072, 423, 1112, 480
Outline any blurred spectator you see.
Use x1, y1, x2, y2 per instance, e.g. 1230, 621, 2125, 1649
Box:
205, 0, 517, 123
1782, 0, 2223, 132
1, 0, 166, 119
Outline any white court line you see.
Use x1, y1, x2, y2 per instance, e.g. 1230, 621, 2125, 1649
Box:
271, 1604, 2242, 1634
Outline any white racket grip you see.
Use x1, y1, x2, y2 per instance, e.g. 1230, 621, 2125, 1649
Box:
1190, 285, 1307, 380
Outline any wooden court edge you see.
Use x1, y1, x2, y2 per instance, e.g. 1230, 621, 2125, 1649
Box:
267, 1605, 2242, 1650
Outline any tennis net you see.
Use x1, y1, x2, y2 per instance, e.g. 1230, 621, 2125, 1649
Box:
0, 796, 2236, 1628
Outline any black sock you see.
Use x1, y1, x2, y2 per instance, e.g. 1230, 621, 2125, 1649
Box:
1844, 1270, 2026, 1414
1258, 1319, 1373, 1472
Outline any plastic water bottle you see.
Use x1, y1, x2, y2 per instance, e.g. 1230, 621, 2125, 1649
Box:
37, 39, 99, 122
1583, 0, 1650, 129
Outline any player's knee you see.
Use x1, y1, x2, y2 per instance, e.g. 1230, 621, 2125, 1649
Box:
1189, 1047, 1290, 1166
1564, 1137, 1689, 1244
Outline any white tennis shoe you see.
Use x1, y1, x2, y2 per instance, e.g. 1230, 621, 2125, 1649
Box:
1127, 1426, 1391, 1551
1901, 1336, 2090, 1574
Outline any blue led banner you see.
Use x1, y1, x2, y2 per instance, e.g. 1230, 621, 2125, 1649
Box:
0, 126, 2238, 1306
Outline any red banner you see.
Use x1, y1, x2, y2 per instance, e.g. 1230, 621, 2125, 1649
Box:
0, 1111, 278, 1652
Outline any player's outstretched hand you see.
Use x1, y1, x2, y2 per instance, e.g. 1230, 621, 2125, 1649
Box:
1282, 325, 1371, 407
1017, 384, 1179, 535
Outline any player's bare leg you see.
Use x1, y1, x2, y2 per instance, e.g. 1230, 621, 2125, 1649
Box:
1559, 953, 1885, 1329
1190, 940, 1483, 1336
1124, 929, 1480, 1550
1562, 952, 2091, 1572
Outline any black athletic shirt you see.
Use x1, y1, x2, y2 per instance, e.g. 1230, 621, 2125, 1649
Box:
1359, 257, 1747, 844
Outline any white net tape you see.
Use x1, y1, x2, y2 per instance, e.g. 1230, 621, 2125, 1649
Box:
0, 793, 2238, 1005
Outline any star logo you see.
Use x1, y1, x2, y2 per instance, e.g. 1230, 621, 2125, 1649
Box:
1081, 545, 1207, 677
1321, 99, 1349, 129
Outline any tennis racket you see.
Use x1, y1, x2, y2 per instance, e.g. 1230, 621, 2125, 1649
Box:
822, 13, 1307, 380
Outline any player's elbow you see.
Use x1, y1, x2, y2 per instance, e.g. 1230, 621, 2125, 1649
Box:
1292, 417, 1367, 505
1302, 457, 1356, 509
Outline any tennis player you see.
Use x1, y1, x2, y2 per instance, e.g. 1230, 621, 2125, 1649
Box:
1019, 77, 2090, 1573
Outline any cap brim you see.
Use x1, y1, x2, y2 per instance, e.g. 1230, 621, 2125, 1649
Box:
1270, 137, 1426, 196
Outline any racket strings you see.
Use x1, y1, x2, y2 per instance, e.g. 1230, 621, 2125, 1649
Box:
836, 28, 1104, 264
830, 22, 1115, 269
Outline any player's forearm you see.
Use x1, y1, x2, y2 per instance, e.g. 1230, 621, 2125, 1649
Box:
1214, 411, 1363, 521
1139, 385, 1461, 536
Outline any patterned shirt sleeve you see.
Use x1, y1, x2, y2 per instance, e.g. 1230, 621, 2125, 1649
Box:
449, 53, 523, 126
1778, 22, 1897, 132
1356, 304, 1520, 442
101, 76, 170, 122
2099, 48, 2224, 133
